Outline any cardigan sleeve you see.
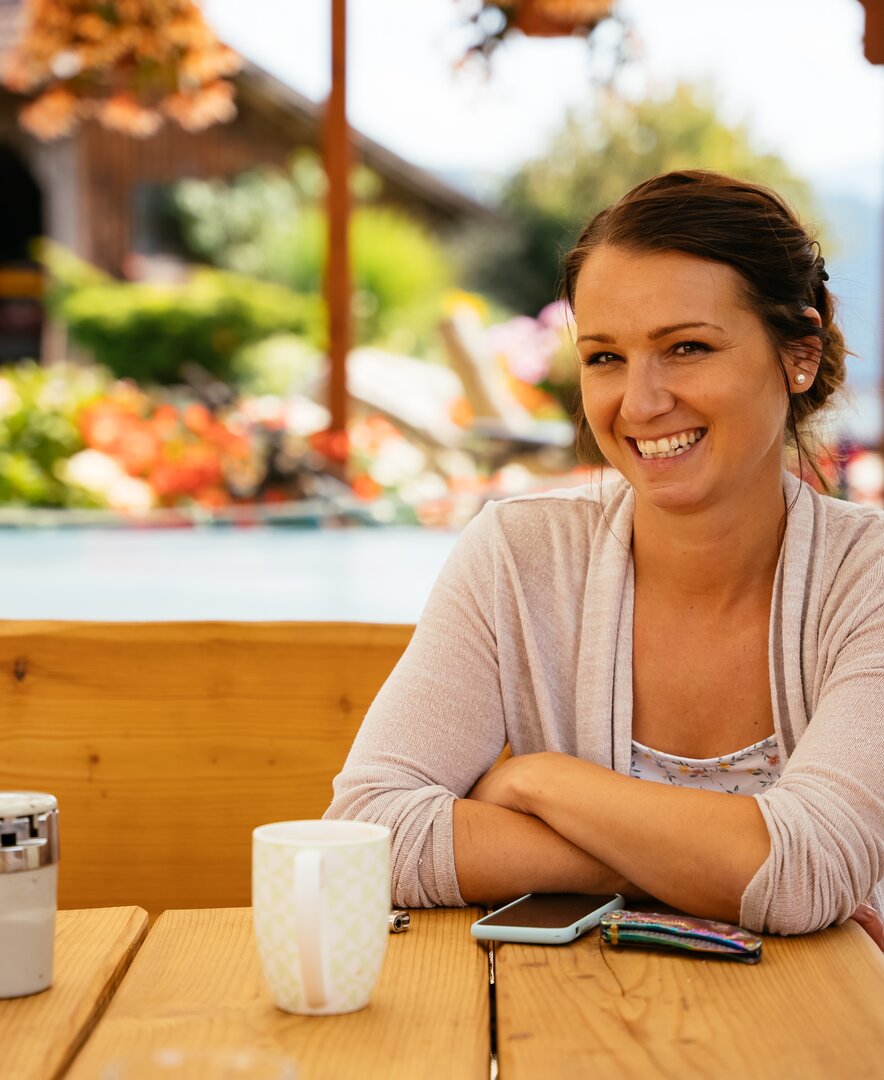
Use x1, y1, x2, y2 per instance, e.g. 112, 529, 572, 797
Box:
323, 503, 508, 908
740, 591, 884, 934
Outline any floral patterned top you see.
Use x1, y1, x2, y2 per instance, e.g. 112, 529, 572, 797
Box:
630, 736, 783, 796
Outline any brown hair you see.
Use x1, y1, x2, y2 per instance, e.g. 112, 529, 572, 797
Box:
562, 170, 847, 470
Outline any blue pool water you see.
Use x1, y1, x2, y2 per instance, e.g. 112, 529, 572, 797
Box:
0, 527, 461, 622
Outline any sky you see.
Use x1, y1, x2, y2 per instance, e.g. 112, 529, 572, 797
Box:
202, 0, 884, 201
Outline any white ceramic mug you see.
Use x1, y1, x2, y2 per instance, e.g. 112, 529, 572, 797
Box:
252, 819, 391, 1015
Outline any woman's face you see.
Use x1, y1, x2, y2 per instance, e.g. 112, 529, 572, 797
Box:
574, 245, 794, 515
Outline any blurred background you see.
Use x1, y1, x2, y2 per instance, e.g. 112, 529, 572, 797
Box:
0, 0, 881, 617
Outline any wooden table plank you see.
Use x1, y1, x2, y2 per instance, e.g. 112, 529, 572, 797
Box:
495, 920, 884, 1079
68, 907, 491, 1080
0, 907, 148, 1080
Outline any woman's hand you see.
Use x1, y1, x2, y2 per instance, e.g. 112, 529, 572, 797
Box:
467, 752, 553, 813
849, 902, 884, 952
469, 749, 769, 923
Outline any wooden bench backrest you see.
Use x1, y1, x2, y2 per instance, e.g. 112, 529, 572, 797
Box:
0, 621, 412, 915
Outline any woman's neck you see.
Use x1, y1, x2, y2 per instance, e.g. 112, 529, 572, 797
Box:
631, 481, 786, 610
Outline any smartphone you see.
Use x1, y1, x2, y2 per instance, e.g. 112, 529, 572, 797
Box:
470, 892, 625, 945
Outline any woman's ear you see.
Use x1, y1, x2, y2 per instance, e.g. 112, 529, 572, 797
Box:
787, 307, 823, 393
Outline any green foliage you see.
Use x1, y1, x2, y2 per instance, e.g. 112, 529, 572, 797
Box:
0, 361, 108, 507
41, 243, 325, 385
231, 333, 324, 398
171, 150, 454, 351
460, 84, 821, 316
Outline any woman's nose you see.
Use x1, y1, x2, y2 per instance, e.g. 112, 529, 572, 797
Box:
618, 360, 676, 425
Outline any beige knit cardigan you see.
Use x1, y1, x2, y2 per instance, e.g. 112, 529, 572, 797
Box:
326, 474, 884, 933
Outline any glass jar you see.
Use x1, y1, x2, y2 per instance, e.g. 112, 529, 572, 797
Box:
0, 792, 59, 998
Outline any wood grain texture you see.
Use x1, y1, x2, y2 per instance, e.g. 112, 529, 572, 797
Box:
67, 906, 490, 1080
0, 621, 413, 914
495, 919, 884, 1079
0, 907, 148, 1080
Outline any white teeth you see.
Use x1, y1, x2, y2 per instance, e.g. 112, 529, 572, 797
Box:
635, 429, 705, 459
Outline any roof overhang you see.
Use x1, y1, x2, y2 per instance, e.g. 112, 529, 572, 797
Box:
235, 60, 498, 224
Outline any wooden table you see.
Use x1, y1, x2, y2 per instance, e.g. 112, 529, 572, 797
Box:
0, 907, 148, 1080
66, 907, 491, 1079
494, 917, 884, 1079
4, 906, 883, 1078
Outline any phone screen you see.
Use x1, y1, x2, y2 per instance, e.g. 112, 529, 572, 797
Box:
481, 893, 620, 929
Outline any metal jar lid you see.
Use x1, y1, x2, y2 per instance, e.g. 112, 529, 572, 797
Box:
0, 792, 59, 874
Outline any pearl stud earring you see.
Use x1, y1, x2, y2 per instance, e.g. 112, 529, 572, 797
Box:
795, 373, 807, 385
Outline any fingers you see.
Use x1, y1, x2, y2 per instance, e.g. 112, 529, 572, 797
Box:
849, 903, 884, 952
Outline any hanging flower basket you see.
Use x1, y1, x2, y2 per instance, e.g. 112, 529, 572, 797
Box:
2, 0, 242, 141
509, 0, 614, 37
460, 0, 617, 61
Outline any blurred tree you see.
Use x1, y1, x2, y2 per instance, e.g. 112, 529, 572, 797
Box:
459, 83, 820, 316
3, 0, 241, 140
171, 150, 454, 353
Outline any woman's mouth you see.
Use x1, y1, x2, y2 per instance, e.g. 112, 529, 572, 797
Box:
632, 428, 707, 460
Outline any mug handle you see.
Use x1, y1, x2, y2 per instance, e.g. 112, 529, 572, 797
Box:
293, 849, 327, 1009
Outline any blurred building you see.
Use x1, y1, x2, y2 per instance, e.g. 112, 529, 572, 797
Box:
0, 0, 493, 360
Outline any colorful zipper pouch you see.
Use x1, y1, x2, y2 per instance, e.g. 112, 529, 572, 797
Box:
599, 910, 763, 964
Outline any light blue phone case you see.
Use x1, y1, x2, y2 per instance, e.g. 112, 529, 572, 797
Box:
470, 893, 625, 945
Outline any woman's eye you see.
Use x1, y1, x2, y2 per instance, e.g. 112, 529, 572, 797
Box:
673, 341, 710, 357
582, 351, 622, 366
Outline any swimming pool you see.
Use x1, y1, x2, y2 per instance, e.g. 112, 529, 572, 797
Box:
0, 526, 461, 622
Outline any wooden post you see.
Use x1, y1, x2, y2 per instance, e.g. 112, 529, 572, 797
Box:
325, 0, 350, 440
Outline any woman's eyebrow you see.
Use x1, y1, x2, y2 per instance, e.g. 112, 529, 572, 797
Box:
648, 321, 725, 340
577, 321, 725, 344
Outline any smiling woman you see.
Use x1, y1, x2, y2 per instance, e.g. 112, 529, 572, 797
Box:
573, 246, 820, 518
325, 171, 884, 948
564, 172, 844, 492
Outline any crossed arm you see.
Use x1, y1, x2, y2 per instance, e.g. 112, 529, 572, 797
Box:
327, 507, 884, 937
455, 751, 771, 922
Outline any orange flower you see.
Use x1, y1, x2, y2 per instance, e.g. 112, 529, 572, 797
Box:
351, 473, 382, 501
449, 396, 474, 428
3, 0, 242, 139
99, 93, 163, 138
80, 401, 136, 453
117, 426, 161, 476
194, 486, 229, 509
310, 429, 350, 464
151, 404, 179, 440
183, 402, 212, 436
18, 83, 80, 140
147, 462, 184, 500
505, 371, 558, 415
259, 486, 289, 505
74, 13, 111, 43
162, 80, 236, 132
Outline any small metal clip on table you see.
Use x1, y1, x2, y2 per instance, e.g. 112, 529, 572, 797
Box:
388, 909, 410, 933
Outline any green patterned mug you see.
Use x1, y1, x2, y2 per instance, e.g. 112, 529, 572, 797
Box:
252, 820, 391, 1015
